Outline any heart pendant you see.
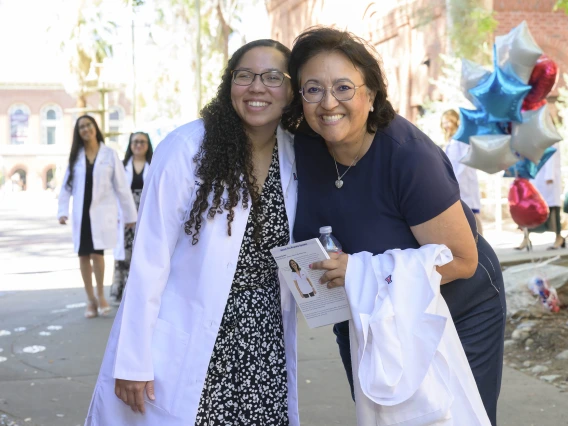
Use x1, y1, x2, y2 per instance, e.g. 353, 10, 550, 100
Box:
335, 179, 343, 189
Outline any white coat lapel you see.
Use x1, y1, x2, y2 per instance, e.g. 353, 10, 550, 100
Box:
142, 161, 150, 180
124, 158, 134, 185
277, 125, 295, 198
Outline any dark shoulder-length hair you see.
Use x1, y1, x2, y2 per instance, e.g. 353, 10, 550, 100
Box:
123, 132, 154, 167
66, 115, 105, 191
289, 259, 301, 272
282, 26, 396, 134
184, 39, 291, 245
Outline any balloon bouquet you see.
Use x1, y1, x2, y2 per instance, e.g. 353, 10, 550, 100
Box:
455, 22, 564, 313
455, 21, 562, 230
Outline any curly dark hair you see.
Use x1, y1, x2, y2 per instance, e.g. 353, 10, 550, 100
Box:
123, 132, 154, 166
282, 26, 396, 134
184, 39, 292, 245
66, 115, 105, 191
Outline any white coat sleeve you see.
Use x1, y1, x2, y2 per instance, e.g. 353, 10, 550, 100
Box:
449, 141, 469, 182
112, 151, 138, 224
57, 167, 71, 219
545, 148, 560, 182
113, 130, 196, 381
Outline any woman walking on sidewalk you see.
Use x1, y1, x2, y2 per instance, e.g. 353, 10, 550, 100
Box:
58, 115, 137, 318
111, 132, 153, 302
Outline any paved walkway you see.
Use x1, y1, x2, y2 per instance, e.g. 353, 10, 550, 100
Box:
1, 192, 567, 425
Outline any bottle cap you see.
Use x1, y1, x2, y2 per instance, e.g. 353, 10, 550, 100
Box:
319, 226, 332, 234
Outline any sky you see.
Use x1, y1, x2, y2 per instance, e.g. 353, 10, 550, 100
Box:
0, 0, 271, 84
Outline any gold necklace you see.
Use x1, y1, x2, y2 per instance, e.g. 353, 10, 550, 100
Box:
332, 135, 368, 189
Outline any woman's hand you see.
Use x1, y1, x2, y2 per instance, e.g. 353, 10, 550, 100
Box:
310, 252, 349, 288
58, 216, 67, 225
125, 222, 136, 229
115, 379, 155, 413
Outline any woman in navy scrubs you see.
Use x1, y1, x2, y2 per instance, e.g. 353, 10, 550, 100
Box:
283, 27, 506, 425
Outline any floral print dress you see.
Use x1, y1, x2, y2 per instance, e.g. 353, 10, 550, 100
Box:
195, 143, 290, 426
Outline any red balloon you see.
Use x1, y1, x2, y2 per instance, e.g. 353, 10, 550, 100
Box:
522, 55, 558, 111
509, 178, 549, 228
521, 99, 547, 112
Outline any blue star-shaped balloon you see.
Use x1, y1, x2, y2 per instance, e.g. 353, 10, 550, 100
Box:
503, 146, 557, 179
453, 108, 505, 144
469, 45, 531, 123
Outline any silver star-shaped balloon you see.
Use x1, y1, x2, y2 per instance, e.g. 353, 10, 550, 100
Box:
510, 104, 562, 163
461, 59, 490, 108
461, 134, 518, 174
496, 20, 543, 83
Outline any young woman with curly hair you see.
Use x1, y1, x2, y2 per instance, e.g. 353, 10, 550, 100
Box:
86, 39, 300, 426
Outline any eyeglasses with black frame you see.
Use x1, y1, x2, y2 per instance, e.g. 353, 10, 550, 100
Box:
231, 69, 291, 88
300, 80, 366, 103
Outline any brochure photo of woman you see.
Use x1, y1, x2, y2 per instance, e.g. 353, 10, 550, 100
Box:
289, 259, 317, 298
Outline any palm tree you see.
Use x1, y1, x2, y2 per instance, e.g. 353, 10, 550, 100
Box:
56, 0, 118, 107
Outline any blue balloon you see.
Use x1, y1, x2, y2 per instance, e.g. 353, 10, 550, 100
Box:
503, 147, 557, 179
468, 45, 531, 123
453, 108, 505, 144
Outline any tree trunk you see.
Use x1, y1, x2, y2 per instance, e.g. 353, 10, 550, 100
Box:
217, 0, 232, 66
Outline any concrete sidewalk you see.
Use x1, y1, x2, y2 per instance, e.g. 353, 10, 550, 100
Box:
1, 286, 567, 425
1, 192, 568, 425
484, 228, 568, 266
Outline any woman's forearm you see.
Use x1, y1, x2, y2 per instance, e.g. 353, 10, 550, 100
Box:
437, 255, 477, 285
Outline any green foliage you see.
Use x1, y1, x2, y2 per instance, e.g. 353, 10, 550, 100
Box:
554, 0, 568, 14
448, 0, 497, 64
50, 0, 119, 106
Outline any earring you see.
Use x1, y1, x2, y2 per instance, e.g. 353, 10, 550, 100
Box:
370, 106, 374, 112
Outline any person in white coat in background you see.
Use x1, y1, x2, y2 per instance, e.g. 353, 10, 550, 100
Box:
441, 109, 483, 236
58, 115, 137, 318
517, 142, 564, 250
111, 132, 153, 302
85, 39, 300, 426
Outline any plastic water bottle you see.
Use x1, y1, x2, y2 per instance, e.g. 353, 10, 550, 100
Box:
318, 226, 343, 254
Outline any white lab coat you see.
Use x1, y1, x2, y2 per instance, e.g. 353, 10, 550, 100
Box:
345, 245, 490, 426
57, 144, 138, 252
445, 140, 481, 211
293, 270, 313, 294
533, 143, 562, 207
113, 158, 150, 261
85, 120, 300, 426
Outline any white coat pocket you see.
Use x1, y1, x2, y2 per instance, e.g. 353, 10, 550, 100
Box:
146, 318, 191, 415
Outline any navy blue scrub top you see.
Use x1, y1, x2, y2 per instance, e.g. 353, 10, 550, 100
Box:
293, 114, 461, 254
293, 115, 503, 316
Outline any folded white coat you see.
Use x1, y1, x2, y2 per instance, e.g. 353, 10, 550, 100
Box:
345, 244, 491, 426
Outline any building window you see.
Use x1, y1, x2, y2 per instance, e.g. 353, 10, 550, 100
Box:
9, 104, 30, 145
10, 169, 27, 191
46, 167, 56, 190
108, 106, 124, 144
41, 104, 62, 145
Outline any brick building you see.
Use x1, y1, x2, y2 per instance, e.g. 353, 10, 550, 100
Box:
0, 84, 131, 193
266, 0, 568, 121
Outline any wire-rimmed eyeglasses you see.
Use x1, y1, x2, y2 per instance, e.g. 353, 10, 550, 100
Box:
300, 80, 366, 103
231, 69, 291, 88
